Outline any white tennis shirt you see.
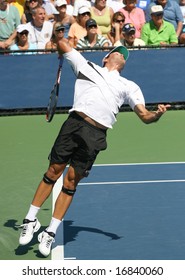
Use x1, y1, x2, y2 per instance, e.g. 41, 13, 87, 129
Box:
64, 49, 145, 129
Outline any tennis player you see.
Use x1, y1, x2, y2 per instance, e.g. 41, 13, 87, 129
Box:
18, 38, 170, 257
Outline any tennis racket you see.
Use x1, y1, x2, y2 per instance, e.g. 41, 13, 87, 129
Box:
46, 57, 64, 122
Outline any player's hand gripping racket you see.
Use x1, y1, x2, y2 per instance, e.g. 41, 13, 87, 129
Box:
46, 57, 64, 122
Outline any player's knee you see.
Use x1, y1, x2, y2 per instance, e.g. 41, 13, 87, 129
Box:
43, 173, 57, 185
61, 185, 76, 196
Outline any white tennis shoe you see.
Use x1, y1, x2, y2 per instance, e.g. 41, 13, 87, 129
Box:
19, 218, 41, 245
38, 231, 55, 257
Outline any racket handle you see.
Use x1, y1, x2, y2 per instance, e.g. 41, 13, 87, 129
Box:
59, 56, 64, 67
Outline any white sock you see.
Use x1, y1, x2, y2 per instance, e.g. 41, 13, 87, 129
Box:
46, 217, 61, 234
25, 204, 40, 221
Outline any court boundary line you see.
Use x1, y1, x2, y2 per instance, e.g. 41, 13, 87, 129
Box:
79, 179, 185, 186
52, 176, 64, 260
93, 161, 185, 166
79, 162, 185, 186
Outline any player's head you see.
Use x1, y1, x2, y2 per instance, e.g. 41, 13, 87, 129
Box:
102, 46, 129, 72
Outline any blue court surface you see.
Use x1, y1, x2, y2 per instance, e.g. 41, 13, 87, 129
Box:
52, 162, 185, 260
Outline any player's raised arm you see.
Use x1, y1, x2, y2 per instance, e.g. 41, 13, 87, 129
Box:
134, 103, 171, 124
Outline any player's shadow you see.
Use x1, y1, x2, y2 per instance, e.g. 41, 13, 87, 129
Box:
63, 220, 122, 245
4, 218, 123, 258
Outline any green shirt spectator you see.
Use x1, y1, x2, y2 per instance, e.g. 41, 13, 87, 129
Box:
141, 5, 178, 46
0, 1, 20, 49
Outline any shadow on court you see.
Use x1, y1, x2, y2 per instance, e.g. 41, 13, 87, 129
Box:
64, 220, 122, 245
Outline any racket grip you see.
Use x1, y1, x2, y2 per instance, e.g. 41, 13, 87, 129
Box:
59, 56, 64, 67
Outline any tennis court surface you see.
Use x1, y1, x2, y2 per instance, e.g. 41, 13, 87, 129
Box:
1, 111, 185, 260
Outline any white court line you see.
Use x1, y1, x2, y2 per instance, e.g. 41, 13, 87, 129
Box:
51, 175, 64, 260
93, 161, 185, 166
79, 162, 185, 186
51, 176, 76, 260
79, 179, 185, 186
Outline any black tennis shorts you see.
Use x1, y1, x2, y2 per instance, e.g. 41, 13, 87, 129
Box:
49, 112, 107, 177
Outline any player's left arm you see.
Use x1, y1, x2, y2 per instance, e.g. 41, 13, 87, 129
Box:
134, 103, 171, 124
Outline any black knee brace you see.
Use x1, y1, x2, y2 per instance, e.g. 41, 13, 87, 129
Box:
43, 173, 57, 185
62, 186, 76, 196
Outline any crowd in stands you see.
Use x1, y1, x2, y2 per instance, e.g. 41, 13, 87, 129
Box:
0, 0, 185, 52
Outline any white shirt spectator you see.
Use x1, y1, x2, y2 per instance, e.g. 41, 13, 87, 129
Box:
26, 21, 53, 49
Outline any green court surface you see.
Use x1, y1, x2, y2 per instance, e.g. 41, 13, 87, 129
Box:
0, 111, 185, 260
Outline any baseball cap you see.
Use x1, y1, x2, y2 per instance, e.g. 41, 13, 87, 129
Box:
104, 46, 129, 61
150, 5, 163, 15
55, 0, 67, 7
78, 6, 90, 15
122, 23, 136, 34
86, 19, 97, 28
54, 22, 65, 31
16, 24, 29, 33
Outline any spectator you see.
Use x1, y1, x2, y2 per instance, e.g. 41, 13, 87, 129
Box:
106, 0, 123, 13
178, 0, 185, 43
119, 0, 146, 38
63, 0, 74, 16
76, 18, 109, 48
72, 0, 91, 17
141, 5, 178, 45
21, 0, 39, 24
9, 0, 24, 18
107, 11, 125, 45
136, 0, 151, 13
41, 0, 58, 22
54, 0, 75, 38
90, 0, 114, 38
146, 0, 183, 38
68, 6, 101, 47
0, 0, 20, 49
10, 23, 37, 53
114, 22, 146, 47
25, 6, 53, 49
45, 21, 65, 50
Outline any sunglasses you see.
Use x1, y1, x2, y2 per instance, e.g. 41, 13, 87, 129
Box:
81, 12, 90, 16
88, 25, 97, 29
55, 28, 65, 32
115, 19, 124, 23
19, 31, 29, 35
29, 0, 38, 3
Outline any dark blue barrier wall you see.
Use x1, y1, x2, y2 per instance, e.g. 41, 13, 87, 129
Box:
0, 47, 185, 110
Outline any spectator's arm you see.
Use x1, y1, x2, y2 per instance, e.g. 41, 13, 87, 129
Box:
176, 21, 183, 38
4, 30, 17, 48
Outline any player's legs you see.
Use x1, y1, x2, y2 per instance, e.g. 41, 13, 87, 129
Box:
31, 162, 67, 207
38, 117, 108, 256
38, 165, 84, 257
19, 162, 67, 246
52, 164, 83, 220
